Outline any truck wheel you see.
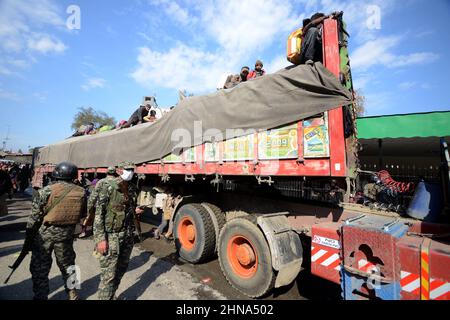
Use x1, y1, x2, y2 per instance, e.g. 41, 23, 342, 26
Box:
174, 203, 215, 263
218, 218, 275, 298
201, 202, 226, 253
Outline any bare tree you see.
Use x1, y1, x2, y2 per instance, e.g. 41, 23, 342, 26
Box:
72, 107, 116, 130
354, 89, 366, 117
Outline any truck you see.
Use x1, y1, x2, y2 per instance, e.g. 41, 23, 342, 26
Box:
31, 12, 450, 300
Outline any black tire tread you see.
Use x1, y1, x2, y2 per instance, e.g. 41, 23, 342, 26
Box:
218, 218, 276, 298
175, 203, 216, 264
201, 202, 226, 252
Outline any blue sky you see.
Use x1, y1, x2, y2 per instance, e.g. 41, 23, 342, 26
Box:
0, 0, 449, 152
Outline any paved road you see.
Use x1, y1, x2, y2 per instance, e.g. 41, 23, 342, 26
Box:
0, 194, 341, 300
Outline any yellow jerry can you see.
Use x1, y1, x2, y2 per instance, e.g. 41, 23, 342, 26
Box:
287, 28, 303, 65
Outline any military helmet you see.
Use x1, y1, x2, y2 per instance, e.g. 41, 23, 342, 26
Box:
106, 166, 116, 174
52, 162, 78, 180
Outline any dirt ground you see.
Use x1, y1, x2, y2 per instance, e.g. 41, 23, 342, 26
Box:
0, 194, 342, 300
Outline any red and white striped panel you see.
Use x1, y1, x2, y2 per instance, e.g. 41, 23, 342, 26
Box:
400, 271, 420, 295
311, 246, 341, 271
400, 271, 450, 300
430, 279, 450, 300
357, 259, 379, 274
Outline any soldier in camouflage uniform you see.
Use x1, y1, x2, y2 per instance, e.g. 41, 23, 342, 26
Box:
79, 167, 117, 238
27, 162, 86, 300
94, 162, 143, 300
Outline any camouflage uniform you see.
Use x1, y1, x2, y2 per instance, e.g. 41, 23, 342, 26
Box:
93, 176, 138, 300
84, 175, 116, 226
27, 181, 86, 300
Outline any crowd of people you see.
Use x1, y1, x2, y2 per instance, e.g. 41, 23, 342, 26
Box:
8, 161, 142, 300
71, 11, 328, 139
71, 96, 171, 137
223, 59, 266, 90
2, 159, 181, 300
221, 11, 330, 90
0, 162, 31, 216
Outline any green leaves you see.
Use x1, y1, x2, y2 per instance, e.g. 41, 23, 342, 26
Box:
71, 107, 116, 130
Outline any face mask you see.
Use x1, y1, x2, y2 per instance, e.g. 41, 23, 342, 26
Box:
120, 170, 134, 181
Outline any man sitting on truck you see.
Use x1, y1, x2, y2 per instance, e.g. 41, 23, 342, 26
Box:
299, 12, 327, 65
247, 60, 266, 79
223, 66, 250, 89
118, 103, 151, 129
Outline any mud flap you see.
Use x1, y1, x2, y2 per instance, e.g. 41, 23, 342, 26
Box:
257, 213, 303, 288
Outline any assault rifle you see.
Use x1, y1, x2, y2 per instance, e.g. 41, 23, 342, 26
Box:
4, 183, 76, 284
4, 224, 39, 284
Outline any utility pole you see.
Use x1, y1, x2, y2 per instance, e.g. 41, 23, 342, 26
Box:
2, 126, 10, 152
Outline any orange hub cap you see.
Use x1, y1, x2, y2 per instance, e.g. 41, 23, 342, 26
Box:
227, 236, 258, 278
178, 217, 196, 251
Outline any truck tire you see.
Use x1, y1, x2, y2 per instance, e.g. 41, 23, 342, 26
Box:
174, 203, 216, 263
201, 202, 226, 253
218, 218, 275, 298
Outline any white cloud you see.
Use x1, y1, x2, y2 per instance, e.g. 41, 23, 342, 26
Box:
0, 65, 14, 77
137, 32, 152, 43
198, 0, 300, 58
0, 88, 19, 101
81, 78, 106, 91
399, 81, 431, 90
27, 34, 67, 54
351, 36, 439, 71
150, 0, 194, 26
293, 0, 397, 43
33, 92, 48, 102
390, 52, 439, 68
131, 45, 227, 92
0, 0, 65, 53
7, 58, 29, 69
353, 74, 372, 90
133, 0, 302, 92
265, 55, 292, 74
364, 92, 393, 115
0, 57, 31, 77
399, 81, 416, 90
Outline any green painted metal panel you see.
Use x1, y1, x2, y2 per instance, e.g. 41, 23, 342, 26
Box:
357, 111, 450, 139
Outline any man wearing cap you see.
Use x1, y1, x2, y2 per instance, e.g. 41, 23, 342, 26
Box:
223, 66, 250, 89
247, 60, 266, 79
93, 162, 144, 300
79, 167, 117, 238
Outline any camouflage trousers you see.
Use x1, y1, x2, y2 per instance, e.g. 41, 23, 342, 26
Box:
97, 231, 134, 300
30, 225, 76, 300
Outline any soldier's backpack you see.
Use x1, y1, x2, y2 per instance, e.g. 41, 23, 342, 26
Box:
43, 183, 85, 225
104, 179, 127, 232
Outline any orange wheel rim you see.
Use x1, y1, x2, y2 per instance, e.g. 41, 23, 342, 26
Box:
178, 217, 196, 251
227, 235, 258, 278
